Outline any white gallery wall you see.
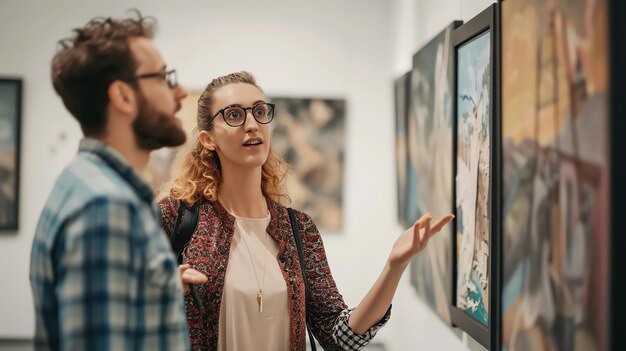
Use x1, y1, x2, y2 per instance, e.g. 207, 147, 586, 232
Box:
0, 0, 497, 349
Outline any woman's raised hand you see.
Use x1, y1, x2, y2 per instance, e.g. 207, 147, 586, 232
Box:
388, 213, 455, 270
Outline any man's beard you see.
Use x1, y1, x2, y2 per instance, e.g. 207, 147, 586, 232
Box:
132, 92, 187, 150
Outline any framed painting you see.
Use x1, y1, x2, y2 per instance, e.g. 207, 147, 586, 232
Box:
501, 0, 611, 350
0, 79, 22, 230
270, 97, 346, 231
450, 4, 501, 349
394, 71, 410, 227
407, 20, 462, 325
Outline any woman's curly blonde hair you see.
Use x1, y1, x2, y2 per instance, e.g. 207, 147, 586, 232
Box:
169, 71, 290, 206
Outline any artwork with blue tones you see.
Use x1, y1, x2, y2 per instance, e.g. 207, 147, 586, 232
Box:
455, 30, 491, 327
0, 79, 21, 230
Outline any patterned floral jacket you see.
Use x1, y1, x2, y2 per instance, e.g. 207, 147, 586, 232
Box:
159, 196, 387, 351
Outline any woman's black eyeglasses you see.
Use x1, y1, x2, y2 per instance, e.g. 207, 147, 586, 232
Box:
209, 102, 275, 127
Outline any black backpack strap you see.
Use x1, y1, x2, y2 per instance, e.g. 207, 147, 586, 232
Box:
287, 208, 317, 351
168, 200, 204, 312
170, 201, 200, 265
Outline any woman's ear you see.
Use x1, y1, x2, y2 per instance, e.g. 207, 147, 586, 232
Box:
108, 81, 137, 116
198, 130, 216, 151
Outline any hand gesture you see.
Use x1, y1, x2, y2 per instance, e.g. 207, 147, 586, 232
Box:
178, 264, 208, 293
388, 213, 454, 269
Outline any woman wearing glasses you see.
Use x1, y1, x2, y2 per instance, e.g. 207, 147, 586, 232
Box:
158, 71, 453, 351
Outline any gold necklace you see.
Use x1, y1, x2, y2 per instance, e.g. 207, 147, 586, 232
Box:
235, 214, 270, 313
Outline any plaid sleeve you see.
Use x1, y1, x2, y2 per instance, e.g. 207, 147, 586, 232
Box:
332, 306, 392, 350
52, 198, 144, 350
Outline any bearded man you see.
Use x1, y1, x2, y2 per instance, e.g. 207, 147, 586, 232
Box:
29, 11, 206, 351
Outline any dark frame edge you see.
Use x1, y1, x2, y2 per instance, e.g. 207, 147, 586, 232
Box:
492, 2, 502, 350
610, 0, 624, 350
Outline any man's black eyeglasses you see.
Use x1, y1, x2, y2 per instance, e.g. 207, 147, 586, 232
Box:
128, 69, 178, 88
209, 102, 275, 127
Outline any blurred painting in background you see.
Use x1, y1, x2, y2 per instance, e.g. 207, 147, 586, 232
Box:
0, 79, 21, 230
454, 30, 492, 327
271, 97, 346, 231
394, 71, 410, 228
144, 91, 201, 197
406, 22, 460, 324
501, 0, 610, 350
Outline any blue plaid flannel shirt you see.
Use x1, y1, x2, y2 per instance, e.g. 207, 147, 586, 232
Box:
30, 138, 189, 351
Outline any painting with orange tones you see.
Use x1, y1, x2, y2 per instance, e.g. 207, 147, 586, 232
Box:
270, 97, 346, 231
501, 0, 610, 350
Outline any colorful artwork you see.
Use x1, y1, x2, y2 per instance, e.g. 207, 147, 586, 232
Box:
394, 72, 410, 227
407, 22, 460, 324
501, 0, 610, 350
271, 97, 346, 231
455, 30, 491, 327
0, 79, 21, 230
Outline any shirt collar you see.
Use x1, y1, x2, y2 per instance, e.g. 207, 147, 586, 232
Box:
78, 138, 154, 203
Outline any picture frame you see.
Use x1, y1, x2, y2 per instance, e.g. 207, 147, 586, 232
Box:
407, 20, 462, 325
394, 71, 410, 228
0, 78, 22, 231
450, 4, 501, 349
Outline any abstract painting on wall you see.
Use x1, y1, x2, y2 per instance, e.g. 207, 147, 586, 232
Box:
271, 97, 346, 231
0, 79, 21, 230
501, 0, 610, 350
450, 5, 499, 348
406, 21, 461, 325
394, 71, 410, 227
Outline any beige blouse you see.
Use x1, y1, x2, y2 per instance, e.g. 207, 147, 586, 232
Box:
217, 214, 290, 351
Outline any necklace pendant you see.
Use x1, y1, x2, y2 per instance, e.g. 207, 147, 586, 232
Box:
257, 291, 263, 313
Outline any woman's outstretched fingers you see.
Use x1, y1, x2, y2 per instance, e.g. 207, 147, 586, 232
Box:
412, 219, 423, 246
421, 216, 432, 248
431, 214, 455, 233
412, 213, 432, 250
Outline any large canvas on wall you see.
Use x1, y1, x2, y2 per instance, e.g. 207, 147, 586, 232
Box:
0, 79, 21, 230
394, 72, 410, 228
501, 0, 610, 350
271, 97, 346, 231
407, 21, 461, 324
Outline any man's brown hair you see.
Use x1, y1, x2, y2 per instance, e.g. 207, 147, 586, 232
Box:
51, 10, 155, 136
